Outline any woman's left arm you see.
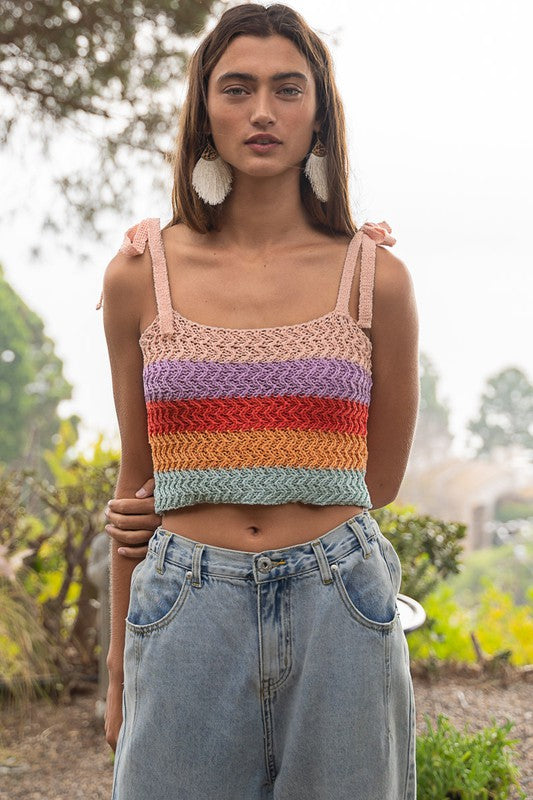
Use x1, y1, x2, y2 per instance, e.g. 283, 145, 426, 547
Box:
365, 246, 420, 509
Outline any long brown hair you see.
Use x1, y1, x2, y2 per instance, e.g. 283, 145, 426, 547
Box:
163, 2, 357, 237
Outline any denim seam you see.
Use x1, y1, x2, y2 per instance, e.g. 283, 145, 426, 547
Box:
384, 628, 392, 749
269, 582, 293, 693
125, 574, 192, 636
402, 676, 416, 799
377, 535, 398, 595
330, 567, 399, 633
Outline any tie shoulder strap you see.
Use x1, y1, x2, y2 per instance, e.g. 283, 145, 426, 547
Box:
335, 220, 396, 328
95, 218, 174, 336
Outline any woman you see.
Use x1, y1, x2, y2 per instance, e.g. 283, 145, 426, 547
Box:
98, 3, 419, 798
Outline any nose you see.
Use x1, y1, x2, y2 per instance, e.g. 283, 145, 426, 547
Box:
249, 89, 276, 126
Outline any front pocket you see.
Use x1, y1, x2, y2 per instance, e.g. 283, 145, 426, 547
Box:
125, 554, 192, 634
331, 538, 399, 632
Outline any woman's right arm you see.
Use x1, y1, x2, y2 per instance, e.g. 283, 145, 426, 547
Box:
100, 247, 155, 743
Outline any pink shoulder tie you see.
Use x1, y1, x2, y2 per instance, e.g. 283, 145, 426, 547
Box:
357, 220, 396, 327
95, 220, 151, 310
95, 219, 173, 337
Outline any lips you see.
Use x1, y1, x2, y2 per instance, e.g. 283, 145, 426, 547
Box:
245, 135, 281, 144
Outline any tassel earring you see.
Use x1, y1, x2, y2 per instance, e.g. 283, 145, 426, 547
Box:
192, 139, 233, 205
304, 135, 328, 202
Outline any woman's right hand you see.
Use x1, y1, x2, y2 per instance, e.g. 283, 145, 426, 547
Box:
104, 476, 161, 559
105, 673, 125, 752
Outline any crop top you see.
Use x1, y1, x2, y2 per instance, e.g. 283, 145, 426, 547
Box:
96, 217, 396, 514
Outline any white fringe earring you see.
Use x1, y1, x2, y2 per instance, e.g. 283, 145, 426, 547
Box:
304, 135, 328, 202
192, 140, 233, 205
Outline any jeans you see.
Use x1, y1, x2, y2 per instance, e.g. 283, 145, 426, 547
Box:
111, 509, 416, 799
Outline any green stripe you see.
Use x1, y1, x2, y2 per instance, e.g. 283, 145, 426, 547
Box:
154, 467, 371, 513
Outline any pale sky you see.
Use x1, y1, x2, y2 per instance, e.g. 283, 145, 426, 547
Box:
1, 0, 531, 459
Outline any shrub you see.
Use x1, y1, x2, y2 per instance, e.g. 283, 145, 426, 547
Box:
417, 713, 526, 799
372, 503, 466, 601
407, 582, 533, 666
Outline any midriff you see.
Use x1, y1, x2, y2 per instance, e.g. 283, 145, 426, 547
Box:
161, 502, 366, 552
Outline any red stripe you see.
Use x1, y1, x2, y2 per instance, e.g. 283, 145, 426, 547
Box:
146, 395, 368, 436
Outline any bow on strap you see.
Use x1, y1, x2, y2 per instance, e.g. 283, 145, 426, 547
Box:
119, 219, 151, 256
95, 220, 152, 310
359, 220, 396, 246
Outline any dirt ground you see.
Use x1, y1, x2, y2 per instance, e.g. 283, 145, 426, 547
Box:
0, 665, 531, 800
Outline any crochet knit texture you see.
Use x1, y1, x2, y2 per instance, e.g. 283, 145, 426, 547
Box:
96, 218, 396, 514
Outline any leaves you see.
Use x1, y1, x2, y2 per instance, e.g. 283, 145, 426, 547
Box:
417, 713, 526, 799
0, 0, 221, 241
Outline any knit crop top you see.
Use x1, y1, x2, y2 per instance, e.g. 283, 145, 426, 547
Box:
96, 218, 396, 514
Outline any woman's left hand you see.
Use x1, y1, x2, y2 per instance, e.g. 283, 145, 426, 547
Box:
104, 477, 161, 559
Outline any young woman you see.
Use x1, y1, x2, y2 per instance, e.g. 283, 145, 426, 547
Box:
98, 3, 419, 798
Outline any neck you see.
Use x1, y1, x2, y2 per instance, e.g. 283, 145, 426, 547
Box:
216, 169, 312, 250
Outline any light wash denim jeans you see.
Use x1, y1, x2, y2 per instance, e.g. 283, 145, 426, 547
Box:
111, 509, 416, 799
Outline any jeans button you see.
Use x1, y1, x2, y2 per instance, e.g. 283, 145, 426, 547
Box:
257, 556, 272, 573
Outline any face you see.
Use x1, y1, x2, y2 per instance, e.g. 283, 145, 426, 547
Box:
206, 34, 320, 179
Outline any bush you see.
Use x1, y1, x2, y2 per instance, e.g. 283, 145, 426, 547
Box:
417, 713, 526, 799
0, 427, 119, 699
407, 582, 533, 667
446, 541, 533, 608
372, 504, 467, 601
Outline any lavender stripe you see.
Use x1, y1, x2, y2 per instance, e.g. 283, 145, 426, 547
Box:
143, 358, 371, 404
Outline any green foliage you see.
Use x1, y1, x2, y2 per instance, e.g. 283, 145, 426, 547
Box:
0, 578, 62, 700
0, 262, 78, 469
466, 366, 533, 458
417, 713, 526, 799
495, 498, 533, 522
446, 539, 533, 608
372, 503, 466, 601
0, 426, 119, 697
407, 582, 533, 666
0, 0, 221, 235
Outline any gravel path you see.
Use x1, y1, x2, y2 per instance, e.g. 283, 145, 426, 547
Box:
0, 666, 531, 799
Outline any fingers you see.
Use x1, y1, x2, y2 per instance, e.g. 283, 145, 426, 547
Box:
117, 544, 149, 559
135, 476, 155, 498
105, 524, 154, 547
104, 505, 160, 532
107, 496, 158, 517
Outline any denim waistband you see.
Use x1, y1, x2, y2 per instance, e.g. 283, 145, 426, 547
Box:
148, 509, 379, 583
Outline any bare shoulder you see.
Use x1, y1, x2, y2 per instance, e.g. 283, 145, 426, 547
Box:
374, 245, 414, 300
101, 235, 154, 335
371, 245, 418, 344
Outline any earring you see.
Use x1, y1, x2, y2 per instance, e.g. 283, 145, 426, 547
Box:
304, 135, 328, 202
192, 139, 233, 205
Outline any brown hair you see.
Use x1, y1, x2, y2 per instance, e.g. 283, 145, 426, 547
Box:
163, 2, 357, 237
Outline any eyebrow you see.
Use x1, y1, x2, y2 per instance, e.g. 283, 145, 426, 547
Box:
216, 71, 309, 85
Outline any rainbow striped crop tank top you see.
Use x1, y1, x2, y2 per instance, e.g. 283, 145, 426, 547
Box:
96, 217, 396, 514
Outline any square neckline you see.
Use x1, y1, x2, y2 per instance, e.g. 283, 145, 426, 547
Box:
143, 226, 362, 337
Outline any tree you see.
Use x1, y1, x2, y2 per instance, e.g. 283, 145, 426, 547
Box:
0, 0, 223, 249
466, 366, 533, 459
0, 261, 78, 470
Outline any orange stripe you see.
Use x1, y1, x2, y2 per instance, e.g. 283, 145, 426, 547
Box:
149, 429, 368, 471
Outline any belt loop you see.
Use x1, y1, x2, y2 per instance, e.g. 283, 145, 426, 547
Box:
310, 538, 334, 585
347, 517, 373, 559
191, 542, 205, 588
156, 531, 172, 574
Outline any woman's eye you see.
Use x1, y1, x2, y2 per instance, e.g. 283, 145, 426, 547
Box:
223, 87, 302, 96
